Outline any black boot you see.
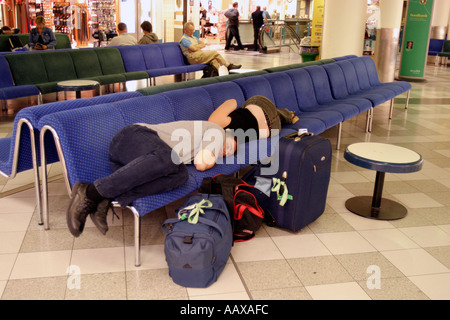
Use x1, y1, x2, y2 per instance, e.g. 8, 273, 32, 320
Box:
90, 199, 112, 235
67, 183, 99, 237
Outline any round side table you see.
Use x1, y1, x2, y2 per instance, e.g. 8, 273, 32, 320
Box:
344, 142, 423, 220
57, 80, 101, 99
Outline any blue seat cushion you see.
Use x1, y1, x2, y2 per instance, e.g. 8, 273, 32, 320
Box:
0, 136, 13, 174
0, 85, 40, 101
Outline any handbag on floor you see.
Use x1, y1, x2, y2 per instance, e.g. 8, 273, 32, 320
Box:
162, 193, 233, 288
200, 174, 266, 242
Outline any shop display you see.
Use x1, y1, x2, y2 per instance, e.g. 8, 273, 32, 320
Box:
53, 1, 70, 34
89, 0, 116, 33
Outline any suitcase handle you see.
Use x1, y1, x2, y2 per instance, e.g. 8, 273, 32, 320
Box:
283, 131, 314, 141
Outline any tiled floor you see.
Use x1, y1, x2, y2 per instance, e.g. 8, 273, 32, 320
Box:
0, 45, 449, 300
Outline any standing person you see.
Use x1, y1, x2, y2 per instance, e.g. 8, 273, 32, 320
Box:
108, 22, 137, 46
224, 2, 246, 51
138, 21, 158, 44
180, 21, 241, 75
262, 7, 270, 23
251, 6, 264, 51
28, 16, 57, 50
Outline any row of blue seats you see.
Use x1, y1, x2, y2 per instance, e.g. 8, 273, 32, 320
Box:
0, 42, 206, 110
33, 56, 411, 266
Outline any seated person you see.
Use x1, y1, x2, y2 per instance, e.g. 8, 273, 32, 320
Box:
180, 21, 241, 74
108, 22, 137, 46
28, 16, 57, 50
138, 21, 158, 44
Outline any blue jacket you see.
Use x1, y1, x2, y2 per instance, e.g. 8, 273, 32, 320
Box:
28, 27, 57, 49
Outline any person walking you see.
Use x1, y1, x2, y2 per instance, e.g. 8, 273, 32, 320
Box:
224, 2, 246, 51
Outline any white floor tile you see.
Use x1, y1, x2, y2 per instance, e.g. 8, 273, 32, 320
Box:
0, 254, 17, 281
125, 245, 168, 271
305, 282, 371, 300
0, 232, 26, 254
339, 212, 395, 230
317, 231, 377, 255
231, 237, 284, 262
0, 197, 36, 214
0, 213, 33, 232
70, 247, 126, 275
272, 234, 332, 259
10, 250, 72, 279
409, 273, 450, 300
399, 226, 450, 247
359, 229, 420, 251
381, 249, 449, 276
187, 263, 246, 297
392, 193, 443, 208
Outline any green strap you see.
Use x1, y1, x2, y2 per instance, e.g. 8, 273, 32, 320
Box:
180, 199, 213, 224
271, 178, 292, 206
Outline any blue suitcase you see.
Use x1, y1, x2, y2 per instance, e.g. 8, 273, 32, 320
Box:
267, 132, 332, 231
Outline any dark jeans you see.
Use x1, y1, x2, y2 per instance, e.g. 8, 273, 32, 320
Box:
225, 25, 244, 50
94, 125, 189, 207
253, 26, 262, 50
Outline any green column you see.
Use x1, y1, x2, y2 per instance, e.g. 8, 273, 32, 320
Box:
399, 0, 435, 81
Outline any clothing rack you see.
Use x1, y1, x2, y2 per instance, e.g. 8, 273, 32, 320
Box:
73, 3, 89, 47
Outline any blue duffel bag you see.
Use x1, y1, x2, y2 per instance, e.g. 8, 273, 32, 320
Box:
162, 193, 233, 288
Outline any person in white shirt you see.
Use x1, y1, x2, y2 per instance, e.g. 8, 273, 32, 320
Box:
108, 22, 137, 46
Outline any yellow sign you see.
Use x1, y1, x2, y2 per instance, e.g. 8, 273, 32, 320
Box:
311, 0, 324, 47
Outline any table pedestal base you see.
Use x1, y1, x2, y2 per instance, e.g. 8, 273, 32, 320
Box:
345, 196, 407, 220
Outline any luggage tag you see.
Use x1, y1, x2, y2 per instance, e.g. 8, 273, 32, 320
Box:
272, 172, 293, 206
178, 203, 197, 221
178, 200, 213, 224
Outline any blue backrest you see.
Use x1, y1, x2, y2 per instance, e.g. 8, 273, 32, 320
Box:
0, 55, 14, 88
359, 56, 381, 87
87, 91, 143, 104
39, 104, 126, 186
159, 42, 186, 68
347, 58, 372, 91
304, 65, 335, 105
162, 87, 215, 121
202, 81, 246, 110
113, 94, 175, 125
285, 68, 320, 112
115, 46, 147, 72
262, 72, 299, 113
322, 62, 350, 100
429, 39, 445, 54
332, 55, 358, 61
232, 76, 275, 102
140, 44, 166, 70
335, 60, 361, 94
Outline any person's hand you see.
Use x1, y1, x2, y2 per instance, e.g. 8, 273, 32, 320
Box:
194, 149, 216, 171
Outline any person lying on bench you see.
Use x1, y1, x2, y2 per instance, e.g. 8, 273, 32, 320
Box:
67, 120, 235, 237
66, 96, 297, 237
208, 95, 299, 147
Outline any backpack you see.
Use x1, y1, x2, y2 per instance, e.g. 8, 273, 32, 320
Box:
9, 35, 23, 51
200, 173, 267, 242
162, 193, 233, 288
202, 65, 219, 78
